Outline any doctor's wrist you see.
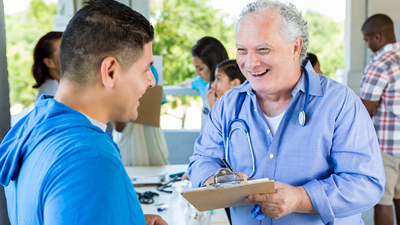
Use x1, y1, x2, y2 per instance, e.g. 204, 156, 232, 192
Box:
202, 175, 215, 186
295, 186, 317, 214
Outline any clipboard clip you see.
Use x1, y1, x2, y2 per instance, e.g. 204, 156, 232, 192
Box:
206, 168, 247, 189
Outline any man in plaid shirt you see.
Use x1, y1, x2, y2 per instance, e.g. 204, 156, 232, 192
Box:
360, 14, 400, 225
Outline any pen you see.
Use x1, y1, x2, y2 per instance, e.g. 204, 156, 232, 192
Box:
155, 203, 169, 212
221, 157, 233, 172
157, 207, 168, 212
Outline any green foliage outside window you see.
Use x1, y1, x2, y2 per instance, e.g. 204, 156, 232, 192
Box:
151, 0, 237, 85
5, 0, 57, 107
304, 10, 345, 79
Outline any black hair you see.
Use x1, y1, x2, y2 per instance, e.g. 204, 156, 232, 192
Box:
302, 53, 319, 67
59, 0, 154, 85
216, 59, 246, 84
361, 14, 395, 38
191, 37, 229, 85
32, 32, 63, 88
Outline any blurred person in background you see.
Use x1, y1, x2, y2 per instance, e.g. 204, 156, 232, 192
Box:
32, 31, 63, 100
360, 14, 400, 225
302, 53, 323, 75
178, 36, 229, 131
207, 59, 247, 108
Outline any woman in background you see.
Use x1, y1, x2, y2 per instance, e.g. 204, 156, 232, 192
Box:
32, 31, 63, 99
178, 37, 229, 131
207, 59, 247, 108
302, 52, 323, 74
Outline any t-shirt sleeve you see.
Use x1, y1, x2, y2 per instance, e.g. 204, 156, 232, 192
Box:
191, 76, 202, 90
42, 157, 146, 225
360, 63, 389, 101
191, 76, 209, 99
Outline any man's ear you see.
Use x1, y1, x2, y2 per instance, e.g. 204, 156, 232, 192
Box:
100, 57, 119, 89
374, 33, 382, 43
292, 37, 303, 61
43, 57, 55, 69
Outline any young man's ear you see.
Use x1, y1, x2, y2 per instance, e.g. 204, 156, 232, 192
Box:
100, 57, 119, 89
374, 32, 382, 43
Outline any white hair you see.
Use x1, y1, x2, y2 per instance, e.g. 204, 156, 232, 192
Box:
235, 0, 309, 64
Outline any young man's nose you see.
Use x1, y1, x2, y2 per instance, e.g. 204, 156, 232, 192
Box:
148, 72, 156, 88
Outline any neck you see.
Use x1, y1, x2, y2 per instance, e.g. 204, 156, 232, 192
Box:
388, 36, 397, 44
48, 69, 60, 82
54, 80, 109, 124
378, 38, 397, 51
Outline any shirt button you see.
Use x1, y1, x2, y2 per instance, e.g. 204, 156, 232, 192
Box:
270, 154, 274, 158
267, 130, 271, 134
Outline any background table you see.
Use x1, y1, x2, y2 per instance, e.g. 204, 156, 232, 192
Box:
125, 165, 230, 225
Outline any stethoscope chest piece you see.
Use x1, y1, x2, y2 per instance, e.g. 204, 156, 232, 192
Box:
298, 110, 306, 126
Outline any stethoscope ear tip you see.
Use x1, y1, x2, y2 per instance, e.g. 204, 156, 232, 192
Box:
298, 110, 306, 126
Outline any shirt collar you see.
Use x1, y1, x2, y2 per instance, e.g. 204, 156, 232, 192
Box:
292, 61, 323, 97
233, 61, 323, 97
81, 113, 107, 132
371, 42, 400, 61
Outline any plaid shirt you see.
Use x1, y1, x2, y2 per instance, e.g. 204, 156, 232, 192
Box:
360, 42, 400, 157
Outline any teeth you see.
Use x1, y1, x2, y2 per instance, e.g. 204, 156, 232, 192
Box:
251, 70, 267, 75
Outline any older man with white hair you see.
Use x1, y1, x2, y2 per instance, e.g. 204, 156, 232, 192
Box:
188, 0, 385, 224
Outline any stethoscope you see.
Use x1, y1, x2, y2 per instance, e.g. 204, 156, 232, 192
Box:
224, 65, 310, 178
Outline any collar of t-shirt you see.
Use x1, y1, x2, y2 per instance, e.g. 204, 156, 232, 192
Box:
81, 113, 107, 132
263, 112, 285, 136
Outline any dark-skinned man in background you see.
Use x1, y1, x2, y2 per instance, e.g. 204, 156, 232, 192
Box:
360, 14, 400, 225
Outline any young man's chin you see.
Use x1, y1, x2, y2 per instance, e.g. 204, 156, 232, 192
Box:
116, 110, 138, 123
130, 111, 139, 122
131, 115, 139, 122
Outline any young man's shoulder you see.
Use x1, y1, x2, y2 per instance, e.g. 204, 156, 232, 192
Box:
41, 123, 121, 163
370, 45, 400, 69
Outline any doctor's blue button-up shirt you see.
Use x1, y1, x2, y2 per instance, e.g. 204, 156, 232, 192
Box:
188, 63, 385, 225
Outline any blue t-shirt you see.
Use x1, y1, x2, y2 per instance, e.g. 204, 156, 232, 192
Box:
0, 95, 146, 224
191, 75, 209, 99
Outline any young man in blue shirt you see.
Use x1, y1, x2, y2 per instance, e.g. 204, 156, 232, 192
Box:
0, 0, 167, 224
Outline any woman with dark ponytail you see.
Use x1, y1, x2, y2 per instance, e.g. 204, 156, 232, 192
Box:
32, 31, 63, 100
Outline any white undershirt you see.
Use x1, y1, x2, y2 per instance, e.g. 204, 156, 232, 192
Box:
263, 112, 285, 136
82, 113, 107, 132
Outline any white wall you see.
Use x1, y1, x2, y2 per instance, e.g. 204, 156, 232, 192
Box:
345, 0, 367, 95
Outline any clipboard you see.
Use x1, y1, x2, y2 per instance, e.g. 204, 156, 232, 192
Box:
181, 179, 275, 211
132, 85, 162, 127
